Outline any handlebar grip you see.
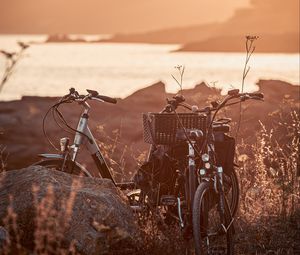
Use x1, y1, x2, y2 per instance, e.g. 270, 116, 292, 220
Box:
97, 95, 117, 104
250, 92, 264, 99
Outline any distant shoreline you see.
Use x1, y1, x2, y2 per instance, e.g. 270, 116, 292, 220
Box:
42, 33, 300, 54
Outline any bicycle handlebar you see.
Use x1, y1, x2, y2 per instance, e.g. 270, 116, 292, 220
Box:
96, 95, 117, 104
64, 88, 117, 104
162, 91, 264, 114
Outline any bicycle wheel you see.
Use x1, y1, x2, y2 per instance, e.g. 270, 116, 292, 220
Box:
189, 164, 197, 210
193, 181, 234, 255
33, 159, 92, 177
224, 169, 239, 217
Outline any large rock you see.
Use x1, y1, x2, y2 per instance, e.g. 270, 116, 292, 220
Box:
0, 166, 140, 254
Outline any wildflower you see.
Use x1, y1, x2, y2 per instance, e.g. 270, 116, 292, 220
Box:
0, 50, 16, 59
245, 35, 259, 41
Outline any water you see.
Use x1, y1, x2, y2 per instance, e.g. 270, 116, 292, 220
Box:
0, 35, 299, 101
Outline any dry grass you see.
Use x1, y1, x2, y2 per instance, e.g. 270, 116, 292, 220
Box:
96, 124, 147, 182
235, 103, 300, 254
0, 178, 82, 255
0, 146, 8, 173
132, 209, 187, 255
0, 101, 299, 254
132, 100, 300, 254
0, 42, 30, 93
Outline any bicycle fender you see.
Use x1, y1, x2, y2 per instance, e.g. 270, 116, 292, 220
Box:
34, 156, 93, 177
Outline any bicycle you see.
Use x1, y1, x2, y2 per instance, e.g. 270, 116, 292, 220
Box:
33, 87, 263, 254
33, 87, 134, 189
134, 89, 263, 254
142, 94, 240, 217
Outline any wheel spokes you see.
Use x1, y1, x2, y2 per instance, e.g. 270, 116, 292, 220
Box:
200, 193, 229, 254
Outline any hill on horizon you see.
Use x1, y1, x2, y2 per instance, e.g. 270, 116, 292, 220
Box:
102, 0, 299, 52
177, 33, 299, 53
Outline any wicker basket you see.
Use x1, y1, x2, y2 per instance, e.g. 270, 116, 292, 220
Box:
143, 113, 207, 145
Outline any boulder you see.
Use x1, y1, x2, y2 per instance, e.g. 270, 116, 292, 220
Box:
0, 166, 140, 254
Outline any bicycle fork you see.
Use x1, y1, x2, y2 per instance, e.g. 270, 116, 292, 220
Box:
176, 140, 197, 230
215, 166, 234, 233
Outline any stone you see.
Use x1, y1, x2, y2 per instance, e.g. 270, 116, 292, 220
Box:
0, 166, 140, 254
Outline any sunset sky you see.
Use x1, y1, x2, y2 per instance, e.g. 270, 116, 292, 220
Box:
0, 0, 298, 39
0, 0, 251, 34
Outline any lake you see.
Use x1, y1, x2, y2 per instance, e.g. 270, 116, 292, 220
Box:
0, 35, 299, 101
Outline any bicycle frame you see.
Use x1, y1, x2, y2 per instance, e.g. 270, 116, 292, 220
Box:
40, 100, 116, 184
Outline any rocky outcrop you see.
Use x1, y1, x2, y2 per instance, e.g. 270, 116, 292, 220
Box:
46, 34, 87, 43
0, 166, 140, 254
0, 80, 299, 174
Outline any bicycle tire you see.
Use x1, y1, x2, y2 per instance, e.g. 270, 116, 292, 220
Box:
193, 181, 234, 255
33, 159, 92, 177
224, 169, 239, 217
189, 164, 197, 210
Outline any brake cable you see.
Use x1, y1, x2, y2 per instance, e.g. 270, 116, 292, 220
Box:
42, 100, 70, 151
51, 105, 75, 135
43, 97, 93, 151
54, 101, 93, 144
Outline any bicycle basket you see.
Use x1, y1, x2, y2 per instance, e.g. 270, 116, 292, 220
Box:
143, 113, 207, 145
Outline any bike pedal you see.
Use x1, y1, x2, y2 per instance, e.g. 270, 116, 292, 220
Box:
160, 195, 177, 206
